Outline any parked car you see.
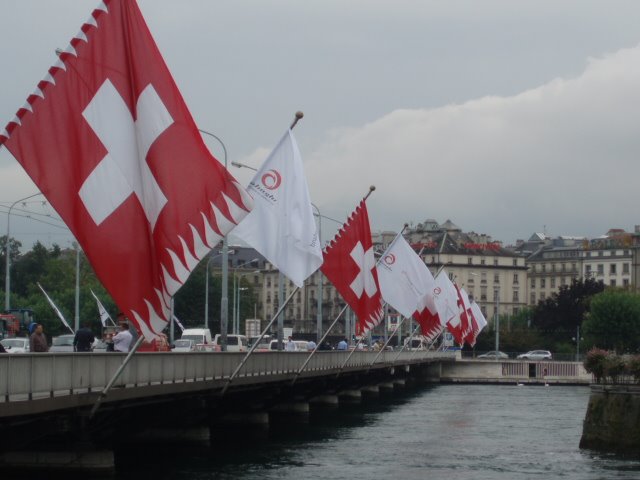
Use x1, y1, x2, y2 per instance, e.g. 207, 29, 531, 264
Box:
267, 339, 308, 352
213, 334, 248, 352
0, 337, 30, 353
477, 351, 509, 360
171, 339, 196, 352
517, 350, 552, 360
49, 334, 76, 353
91, 339, 108, 352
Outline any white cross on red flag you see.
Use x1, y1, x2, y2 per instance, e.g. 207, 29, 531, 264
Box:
0, 0, 252, 339
321, 200, 384, 335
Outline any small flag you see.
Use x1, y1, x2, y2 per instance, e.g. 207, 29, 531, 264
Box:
91, 289, 115, 327
37, 282, 74, 334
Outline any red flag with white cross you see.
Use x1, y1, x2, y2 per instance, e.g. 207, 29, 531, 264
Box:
0, 0, 252, 339
321, 200, 384, 335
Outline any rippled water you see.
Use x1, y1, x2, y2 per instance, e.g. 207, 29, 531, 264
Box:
115, 385, 640, 480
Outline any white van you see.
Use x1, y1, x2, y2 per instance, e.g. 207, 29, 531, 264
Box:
213, 334, 248, 352
180, 328, 216, 351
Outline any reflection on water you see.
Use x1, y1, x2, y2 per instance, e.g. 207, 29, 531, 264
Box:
114, 385, 640, 480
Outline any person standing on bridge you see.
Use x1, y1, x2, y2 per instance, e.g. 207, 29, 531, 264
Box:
337, 338, 348, 351
29, 324, 48, 352
73, 321, 95, 352
112, 323, 133, 353
117, 312, 139, 351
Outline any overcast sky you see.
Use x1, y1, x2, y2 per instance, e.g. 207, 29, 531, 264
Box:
1, 0, 639, 250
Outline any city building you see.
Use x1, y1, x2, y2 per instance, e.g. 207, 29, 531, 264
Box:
405, 219, 528, 321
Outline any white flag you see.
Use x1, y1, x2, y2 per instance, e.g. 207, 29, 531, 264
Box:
232, 129, 322, 287
91, 289, 115, 327
37, 282, 74, 334
469, 301, 488, 345
172, 314, 185, 333
377, 233, 436, 318
432, 271, 460, 327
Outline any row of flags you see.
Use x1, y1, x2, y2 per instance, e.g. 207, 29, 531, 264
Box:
0, 0, 486, 347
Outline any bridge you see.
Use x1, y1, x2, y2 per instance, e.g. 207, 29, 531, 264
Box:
0, 351, 588, 474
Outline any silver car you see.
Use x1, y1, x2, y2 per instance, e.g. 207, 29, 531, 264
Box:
0, 338, 30, 353
49, 334, 76, 353
477, 351, 509, 360
517, 350, 552, 360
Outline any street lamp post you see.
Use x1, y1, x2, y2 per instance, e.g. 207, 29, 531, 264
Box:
311, 203, 323, 343
231, 259, 259, 334
74, 242, 81, 332
494, 287, 500, 354
236, 287, 248, 334
204, 253, 223, 330
5, 192, 43, 311
198, 129, 229, 350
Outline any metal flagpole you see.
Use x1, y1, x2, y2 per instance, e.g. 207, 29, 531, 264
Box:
291, 304, 349, 385
221, 287, 299, 395
366, 316, 407, 373
392, 322, 421, 362
89, 335, 145, 419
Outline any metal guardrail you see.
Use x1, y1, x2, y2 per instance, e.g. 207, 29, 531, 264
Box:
0, 351, 451, 403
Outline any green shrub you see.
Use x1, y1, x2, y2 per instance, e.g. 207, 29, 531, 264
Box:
627, 355, 640, 384
603, 354, 626, 384
584, 348, 608, 383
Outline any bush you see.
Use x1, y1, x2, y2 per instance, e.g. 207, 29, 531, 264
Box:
627, 355, 640, 384
603, 354, 626, 384
584, 348, 608, 383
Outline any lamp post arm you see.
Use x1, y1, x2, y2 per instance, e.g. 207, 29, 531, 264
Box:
5, 192, 43, 311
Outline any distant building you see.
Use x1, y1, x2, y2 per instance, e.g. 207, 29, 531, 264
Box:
519, 228, 639, 306
405, 219, 528, 321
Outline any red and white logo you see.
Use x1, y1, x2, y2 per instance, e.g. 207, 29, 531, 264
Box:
261, 169, 282, 190
433, 286, 442, 296
383, 253, 396, 265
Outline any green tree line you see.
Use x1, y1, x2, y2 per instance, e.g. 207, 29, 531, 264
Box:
468, 277, 640, 356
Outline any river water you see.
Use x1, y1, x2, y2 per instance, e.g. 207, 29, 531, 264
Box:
115, 384, 640, 480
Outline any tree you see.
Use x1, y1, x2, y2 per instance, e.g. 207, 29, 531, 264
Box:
531, 278, 605, 349
582, 289, 640, 353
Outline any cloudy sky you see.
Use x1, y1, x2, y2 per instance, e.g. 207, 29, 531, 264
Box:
1, 0, 639, 250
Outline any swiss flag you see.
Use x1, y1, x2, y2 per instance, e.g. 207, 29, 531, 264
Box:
412, 307, 442, 342
0, 0, 252, 338
321, 201, 384, 335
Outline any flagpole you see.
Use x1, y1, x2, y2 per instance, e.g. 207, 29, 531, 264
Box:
392, 322, 421, 362
221, 286, 299, 396
365, 315, 407, 373
291, 304, 349, 385
89, 335, 145, 419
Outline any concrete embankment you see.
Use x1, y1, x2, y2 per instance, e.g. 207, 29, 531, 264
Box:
580, 384, 640, 454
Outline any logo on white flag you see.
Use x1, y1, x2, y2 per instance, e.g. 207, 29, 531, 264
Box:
383, 253, 396, 265
261, 169, 282, 190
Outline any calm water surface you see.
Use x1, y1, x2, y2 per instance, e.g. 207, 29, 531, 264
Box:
116, 385, 640, 480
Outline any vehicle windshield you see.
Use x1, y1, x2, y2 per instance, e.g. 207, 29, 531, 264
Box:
1, 339, 26, 348
174, 339, 193, 348
52, 336, 75, 346
181, 335, 203, 343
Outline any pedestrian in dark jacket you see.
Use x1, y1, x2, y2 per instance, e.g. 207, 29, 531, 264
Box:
73, 322, 95, 352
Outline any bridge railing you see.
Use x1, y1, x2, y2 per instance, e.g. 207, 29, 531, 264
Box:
0, 350, 450, 403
